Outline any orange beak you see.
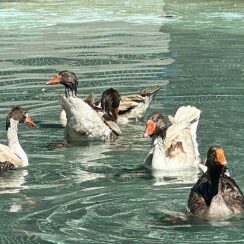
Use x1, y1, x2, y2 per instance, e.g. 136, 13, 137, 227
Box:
25, 117, 36, 128
215, 148, 227, 165
46, 74, 61, 85
143, 120, 156, 137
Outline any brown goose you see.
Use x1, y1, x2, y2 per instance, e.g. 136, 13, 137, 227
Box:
187, 146, 244, 217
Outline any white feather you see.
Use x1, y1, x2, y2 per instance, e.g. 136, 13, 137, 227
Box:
144, 106, 201, 171
59, 95, 115, 141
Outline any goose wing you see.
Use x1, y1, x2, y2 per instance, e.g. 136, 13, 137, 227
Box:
103, 119, 122, 136
163, 106, 201, 163
187, 174, 209, 215
60, 95, 121, 139
119, 86, 160, 113
220, 175, 244, 212
0, 144, 22, 168
60, 95, 106, 133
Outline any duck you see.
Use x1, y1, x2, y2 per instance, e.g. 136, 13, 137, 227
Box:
117, 86, 160, 124
187, 146, 244, 217
0, 106, 35, 172
47, 71, 122, 141
47, 70, 160, 126
143, 105, 201, 171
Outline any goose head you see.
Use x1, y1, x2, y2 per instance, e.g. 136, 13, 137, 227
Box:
206, 146, 227, 170
205, 146, 228, 186
6, 106, 36, 130
101, 88, 121, 121
47, 70, 78, 97
143, 112, 168, 138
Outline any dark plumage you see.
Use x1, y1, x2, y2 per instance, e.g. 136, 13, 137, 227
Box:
47, 70, 78, 97
0, 161, 15, 173
187, 146, 244, 217
6, 106, 35, 131
101, 88, 121, 121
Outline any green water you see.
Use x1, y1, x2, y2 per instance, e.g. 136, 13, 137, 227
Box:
0, 0, 243, 243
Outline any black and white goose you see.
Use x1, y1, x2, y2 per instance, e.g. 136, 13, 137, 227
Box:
0, 107, 35, 172
187, 146, 244, 217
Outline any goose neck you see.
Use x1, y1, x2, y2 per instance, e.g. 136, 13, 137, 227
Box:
7, 118, 28, 166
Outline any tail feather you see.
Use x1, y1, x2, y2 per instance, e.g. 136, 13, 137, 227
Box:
139, 85, 160, 96
164, 106, 201, 153
169, 106, 200, 124
168, 105, 200, 137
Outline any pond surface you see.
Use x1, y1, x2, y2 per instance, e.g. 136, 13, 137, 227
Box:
0, 0, 244, 243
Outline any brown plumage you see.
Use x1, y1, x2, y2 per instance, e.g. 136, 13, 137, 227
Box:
47, 70, 78, 97
100, 88, 121, 121
187, 146, 244, 217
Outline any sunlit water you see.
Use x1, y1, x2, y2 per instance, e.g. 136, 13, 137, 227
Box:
0, 0, 244, 243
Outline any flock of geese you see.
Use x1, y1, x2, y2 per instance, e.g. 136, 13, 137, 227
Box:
0, 70, 243, 218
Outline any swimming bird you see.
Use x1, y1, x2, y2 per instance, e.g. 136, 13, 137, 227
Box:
143, 106, 201, 171
0, 107, 35, 172
117, 86, 160, 124
187, 146, 244, 217
47, 71, 122, 141
47, 70, 160, 125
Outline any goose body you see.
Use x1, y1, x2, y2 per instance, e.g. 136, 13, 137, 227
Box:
188, 146, 244, 217
0, 107, 35, 172
60, 95, 121, 140
144, 106, 201, 171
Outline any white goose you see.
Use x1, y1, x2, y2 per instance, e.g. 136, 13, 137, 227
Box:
0, 107, 35, 172
47, 71, 121, 141
47, 71, 160, 126
143, 105, 201, 171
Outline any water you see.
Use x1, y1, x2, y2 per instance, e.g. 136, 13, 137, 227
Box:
0, 0, 244, 243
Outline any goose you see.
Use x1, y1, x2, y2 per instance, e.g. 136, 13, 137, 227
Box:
0, 107, 35, 172
47, 70, 160, 126
143, 105, 201, 171
47, 71, 122, 141
187, 146, 244, 217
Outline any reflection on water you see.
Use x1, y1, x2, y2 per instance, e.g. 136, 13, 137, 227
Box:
0, 169, 28, 194
152, 168, 199, 186
0, 0, 243, 243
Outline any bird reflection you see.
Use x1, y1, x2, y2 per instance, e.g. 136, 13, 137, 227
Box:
0, 169, 28, 194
